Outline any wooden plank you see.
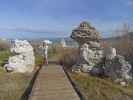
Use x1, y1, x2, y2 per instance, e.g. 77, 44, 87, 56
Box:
28, 64, 80, 100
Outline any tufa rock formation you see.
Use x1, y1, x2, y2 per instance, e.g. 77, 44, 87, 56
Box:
71, 21, 133, 86
4, 40, 35, 73
104, 48, 132, 86
71, 21, 103, 72
71, 21, 100, 44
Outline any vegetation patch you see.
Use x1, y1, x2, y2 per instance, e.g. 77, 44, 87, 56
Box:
59, 48, 79, 69
59, 47, 133, 100
0, 50, 11, 67
70, 73, 133, 100
0, 72, 32, 100
0, 48, 43, 100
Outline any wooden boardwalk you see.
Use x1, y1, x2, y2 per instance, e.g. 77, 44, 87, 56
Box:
28, 63, 80, 100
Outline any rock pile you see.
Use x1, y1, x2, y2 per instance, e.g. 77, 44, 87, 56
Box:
71, 21, 133, 86
71, 21, 103, 72
104, 48, 132, 86
4, 40, 35, 73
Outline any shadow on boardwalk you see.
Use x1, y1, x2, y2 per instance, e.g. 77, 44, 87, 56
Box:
20, 60, 85, 100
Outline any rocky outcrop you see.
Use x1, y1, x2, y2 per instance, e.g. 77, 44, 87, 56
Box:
71, 21, 103, 72
71, 21, 100, 45
71, 21, 133, 86
4, 40, 35, 73
104, 48, 132, 86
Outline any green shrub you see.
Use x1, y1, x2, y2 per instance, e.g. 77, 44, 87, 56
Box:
0, 50, 11, 67
35, 54, 43, 66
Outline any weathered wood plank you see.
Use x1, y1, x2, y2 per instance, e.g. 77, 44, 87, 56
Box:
28, 64, 80, 100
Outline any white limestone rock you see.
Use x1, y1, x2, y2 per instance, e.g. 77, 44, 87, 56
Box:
104, 55, 132, 85
71, 21, 103, 72
104, 47, 116, 60
72, 65, 81, 73
70, 21, 133, 86
4, 40, 35, 73
80, 64, 93, 73
80, 43, 103, 66
88, 41, 101, 48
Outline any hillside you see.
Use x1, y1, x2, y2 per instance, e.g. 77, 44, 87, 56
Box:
103, 32, 133, 45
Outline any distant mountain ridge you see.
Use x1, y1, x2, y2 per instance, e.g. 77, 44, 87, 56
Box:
103, 32, 133, 43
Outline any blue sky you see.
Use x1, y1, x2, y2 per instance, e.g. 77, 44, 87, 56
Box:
0, 0, 133, 39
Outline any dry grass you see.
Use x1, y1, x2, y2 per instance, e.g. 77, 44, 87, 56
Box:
0, 50, 11, 67
109, 24, 133, 65
0, 48, 43, 100
58, 47, 79, 69
0, 40, 9, 51
59, 47, 133, 100
0, 71, 33, 100
0, 50, 33, 100
35, 54, 43, 66
70, 73, 133, 100
113, 38, 133, 64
